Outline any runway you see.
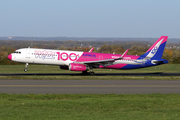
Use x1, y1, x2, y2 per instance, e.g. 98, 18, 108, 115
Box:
0, 80, 180, 94
1, 72, 180, 76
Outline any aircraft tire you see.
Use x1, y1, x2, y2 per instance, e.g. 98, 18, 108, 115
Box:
89, 72, 94, 75
24, 69, 28, 72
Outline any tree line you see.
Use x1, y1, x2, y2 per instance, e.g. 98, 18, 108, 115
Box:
1, 39, 180, 64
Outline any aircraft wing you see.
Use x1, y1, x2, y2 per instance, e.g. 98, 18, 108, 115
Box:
75, 59, 116, 67
75, 49, 129, 67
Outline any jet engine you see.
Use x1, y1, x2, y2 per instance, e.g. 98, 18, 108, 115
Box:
69, 63, 88, 71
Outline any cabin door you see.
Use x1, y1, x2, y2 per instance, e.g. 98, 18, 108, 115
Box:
99, 55, 103, 60
26, 49, 31, 58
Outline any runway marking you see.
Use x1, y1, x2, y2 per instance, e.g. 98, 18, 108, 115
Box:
0, 85, 180, 87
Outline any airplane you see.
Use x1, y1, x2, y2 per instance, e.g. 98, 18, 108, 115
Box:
8, 36, 168, 75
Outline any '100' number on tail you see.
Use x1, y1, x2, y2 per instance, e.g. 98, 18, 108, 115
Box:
151, 46, 158, 54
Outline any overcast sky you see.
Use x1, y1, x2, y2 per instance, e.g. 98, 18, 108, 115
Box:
0, 0, 180, 38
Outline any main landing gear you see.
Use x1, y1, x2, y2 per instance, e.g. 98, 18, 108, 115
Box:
89, 71, 94, 75
24, 63, 28, 72
89, 66, 94, 75
82, 67, 94, 75
89, 69, 94, 75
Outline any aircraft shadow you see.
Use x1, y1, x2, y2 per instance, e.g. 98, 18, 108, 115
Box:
0, 72, 180, 76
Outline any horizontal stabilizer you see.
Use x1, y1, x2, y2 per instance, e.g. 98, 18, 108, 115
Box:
151, 59, 169, 65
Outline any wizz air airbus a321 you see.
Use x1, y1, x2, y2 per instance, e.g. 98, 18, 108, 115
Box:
8, 36, 168, 75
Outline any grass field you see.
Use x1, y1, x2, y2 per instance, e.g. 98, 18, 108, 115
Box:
0, 93, 180, 120
0, 64, 180, 80
1, 64, 180, 73
1, 65, 180, 119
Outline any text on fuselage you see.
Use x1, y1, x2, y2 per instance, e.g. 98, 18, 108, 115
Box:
34, 50, 79, 61
35, 50, 56, 60
82, 54, 96, 57
57, 52, 79, 61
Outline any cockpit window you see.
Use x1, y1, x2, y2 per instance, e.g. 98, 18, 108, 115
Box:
14, 51, 21, 54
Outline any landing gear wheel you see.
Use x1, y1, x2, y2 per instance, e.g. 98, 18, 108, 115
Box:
89, 72, 94, 75
24, 68, 28, 72
24, 63, 29, 72
89, 66, 94, 75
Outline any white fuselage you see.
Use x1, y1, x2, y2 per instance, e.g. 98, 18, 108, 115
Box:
11, 48, 84, 66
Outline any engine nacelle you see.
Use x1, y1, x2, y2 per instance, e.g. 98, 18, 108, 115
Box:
69, 63, 88, 71
59, 65, 69, 70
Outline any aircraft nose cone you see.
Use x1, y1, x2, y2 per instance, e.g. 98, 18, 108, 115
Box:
8, 54, 12, 60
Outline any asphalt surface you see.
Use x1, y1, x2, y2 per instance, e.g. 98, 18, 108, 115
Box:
0, 80, 180, 94
1, 72, 180, 76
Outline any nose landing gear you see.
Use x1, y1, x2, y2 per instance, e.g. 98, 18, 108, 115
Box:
24, 63, 28, 72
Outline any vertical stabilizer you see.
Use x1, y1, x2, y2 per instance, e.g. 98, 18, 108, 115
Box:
140, 36, 168, 59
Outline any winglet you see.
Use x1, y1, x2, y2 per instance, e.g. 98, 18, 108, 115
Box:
89, 47, 94, 52
121, 49, 129, 57
115, 49, 129, 60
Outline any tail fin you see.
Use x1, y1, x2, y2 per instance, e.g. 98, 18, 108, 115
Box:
140, 36, 168, 59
